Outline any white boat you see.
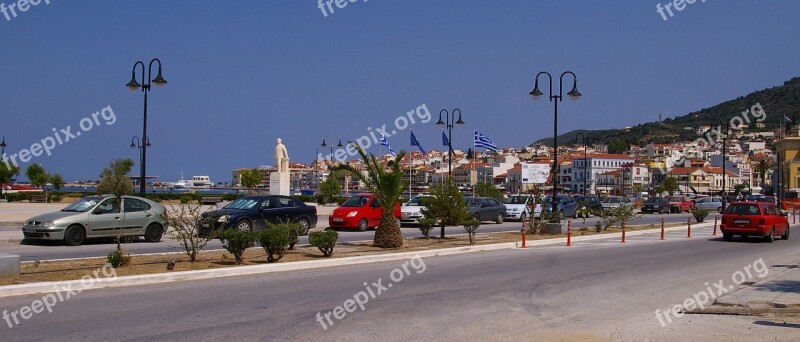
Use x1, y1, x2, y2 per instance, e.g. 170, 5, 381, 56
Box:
171, 173, 212, 189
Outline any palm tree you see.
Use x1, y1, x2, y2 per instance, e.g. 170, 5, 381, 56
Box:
332, 143, 406, 248
753, 159, 771, 188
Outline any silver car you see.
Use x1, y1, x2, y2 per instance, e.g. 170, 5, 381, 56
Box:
21, 195, 166, 246
694, 196, 724, 213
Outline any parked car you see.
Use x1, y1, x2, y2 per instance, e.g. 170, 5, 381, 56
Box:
465, 197, 507, 223
694, 196, 724, 213
22, 195, 166, 246
503, 195, 541, 221
573, 195, 603, 217
329, 194, 401, 231
199, 195, 317, 234
667, 195, 695, 213
400, 194, 431, 225
542, 194, 579, 219
600, 196, 633, 213
720, 202, 789, 242
641, 197, 671, 214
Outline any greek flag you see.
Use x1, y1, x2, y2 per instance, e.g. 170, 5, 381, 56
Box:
380, 134, 396, 156
410, 130, 426, 154
474, 130, 498, 152
785, 115, 792, 123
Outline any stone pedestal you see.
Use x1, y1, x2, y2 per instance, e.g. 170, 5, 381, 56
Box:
0, 253, 20, 281
270, 172, 290, 196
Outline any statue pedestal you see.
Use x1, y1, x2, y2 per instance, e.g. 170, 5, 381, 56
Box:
270, 172, 290, 196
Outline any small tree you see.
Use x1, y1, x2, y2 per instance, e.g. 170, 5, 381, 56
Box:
319, 172, 341, 205
218, 229, 256, 264
97, 159, 134, 200
598, 206, 641, 230
270, 221, 307, 250
420, 177, 471, 239
258, 227, 292, 263
474, 181, 503, 200
309, 230, 338, 257
50, 173, 64, 191
26, 164, 49, 198
418, 217, 436, 239
0, 162, 20, 199
656, 176, 679, 195
462, 219, 480, 245
164, 203, 219, 262
239, 168, 263, 194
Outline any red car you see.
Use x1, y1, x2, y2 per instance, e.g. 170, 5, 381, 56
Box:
720, 202, 790, 242
329, 194, 401, 231
667, 196, 694, 213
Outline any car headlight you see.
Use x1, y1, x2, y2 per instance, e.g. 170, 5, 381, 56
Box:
42, 221, 55, 227
217, 215, 230, 223
347, 211, 358, 217
512, 208, 520, 212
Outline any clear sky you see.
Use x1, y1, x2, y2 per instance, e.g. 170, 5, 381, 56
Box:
2, 0, 799, 184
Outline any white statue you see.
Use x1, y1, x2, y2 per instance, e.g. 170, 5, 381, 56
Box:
275, 138, 289, 173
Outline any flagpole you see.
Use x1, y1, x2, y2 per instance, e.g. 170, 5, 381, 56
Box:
409, 134, 413, 197
473, 129, 476, 197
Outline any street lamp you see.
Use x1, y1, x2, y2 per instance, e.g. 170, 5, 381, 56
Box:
718, 120, 729, 210
436, 108, 464, 179
530, 71, 581, 206
1, 137, 6, 199
320, 136, 344, 169
575, 132, 594, 196
126, 58, 167, 196
130, 136, 152, 189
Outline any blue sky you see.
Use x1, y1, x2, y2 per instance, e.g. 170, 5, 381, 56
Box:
2, 0, 799, 184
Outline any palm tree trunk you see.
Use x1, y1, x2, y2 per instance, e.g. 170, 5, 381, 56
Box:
374, 212, 403, 248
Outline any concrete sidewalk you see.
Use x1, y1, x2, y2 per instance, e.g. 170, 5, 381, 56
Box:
716, 262, 800, 309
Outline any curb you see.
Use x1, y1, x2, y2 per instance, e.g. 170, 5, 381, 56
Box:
0, 242, 516, 298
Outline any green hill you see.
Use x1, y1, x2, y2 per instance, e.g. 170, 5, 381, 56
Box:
534, 76, 800, 147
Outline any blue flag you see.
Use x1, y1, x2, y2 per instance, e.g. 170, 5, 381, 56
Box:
474, 130, 499, 152
410, 131, 426, 154
442, 131, 450, 147
380, 134, 396, 156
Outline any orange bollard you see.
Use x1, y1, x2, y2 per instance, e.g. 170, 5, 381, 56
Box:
520, 217, 527, 248
660, 217, 665, 240
713, 216, 718, 236
566, 220, 572, 247
621, 219, 626, 243
687, 217, 691, 238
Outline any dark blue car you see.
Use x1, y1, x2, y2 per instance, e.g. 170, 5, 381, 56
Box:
199, 195, 317, 234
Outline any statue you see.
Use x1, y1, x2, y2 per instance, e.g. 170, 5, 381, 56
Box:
275, 138, 289, 173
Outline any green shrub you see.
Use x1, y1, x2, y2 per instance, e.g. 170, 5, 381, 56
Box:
309, 230, 338, 257
107, 248, 131, 268
269, 222, 307, 250
461, 219, 481, 245
258, 227, 292, 263
218, 229, 257, 264
691, 207, 709, 223
49, 192, 64, 203
418, 218, 436, 239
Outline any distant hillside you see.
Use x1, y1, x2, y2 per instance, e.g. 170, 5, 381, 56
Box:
533, 76, 800, 147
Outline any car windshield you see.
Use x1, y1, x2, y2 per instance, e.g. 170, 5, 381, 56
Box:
726, 203, 761, 215
645, 198, 663, 203
503, 196, 528, 205
342, 196, 370, 207
405, 196, 427, 206
542, 196, 562, 204
61, 196, 103, 212
465, 198, 482, 207
223, 198, 260, 210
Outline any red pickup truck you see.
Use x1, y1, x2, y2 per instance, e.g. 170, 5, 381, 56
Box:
667, 196, 694, 213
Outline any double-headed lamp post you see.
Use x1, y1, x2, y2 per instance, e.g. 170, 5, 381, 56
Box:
320, 136, 343, 169
130, 136, 152, 188
436, 109, 465, 179
530, 71, 581, 205
575, 132, 594, 196
126, 59, 167, 196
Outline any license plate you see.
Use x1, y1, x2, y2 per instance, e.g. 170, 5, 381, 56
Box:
733, 219, 750, 224
333, 218, 343, 222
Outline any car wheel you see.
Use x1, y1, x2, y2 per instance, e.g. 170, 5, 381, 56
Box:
144, 223, 163, 242
473, 213, 481, 222
558, 210, 565, 220
781, 226, 790, 240
765, 227, 775, 243
722, 233, 732, 241
297, 218, 310, 234
496, 212, 504, 224
520, 212, 527, 222
357, 218, 369, 232
63, 225, 86, 246
236, 220, 253, 232
395, 217, 402, 228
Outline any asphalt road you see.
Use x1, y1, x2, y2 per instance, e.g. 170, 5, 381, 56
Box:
0, 212, 698, 261
1, 223, 798, 341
